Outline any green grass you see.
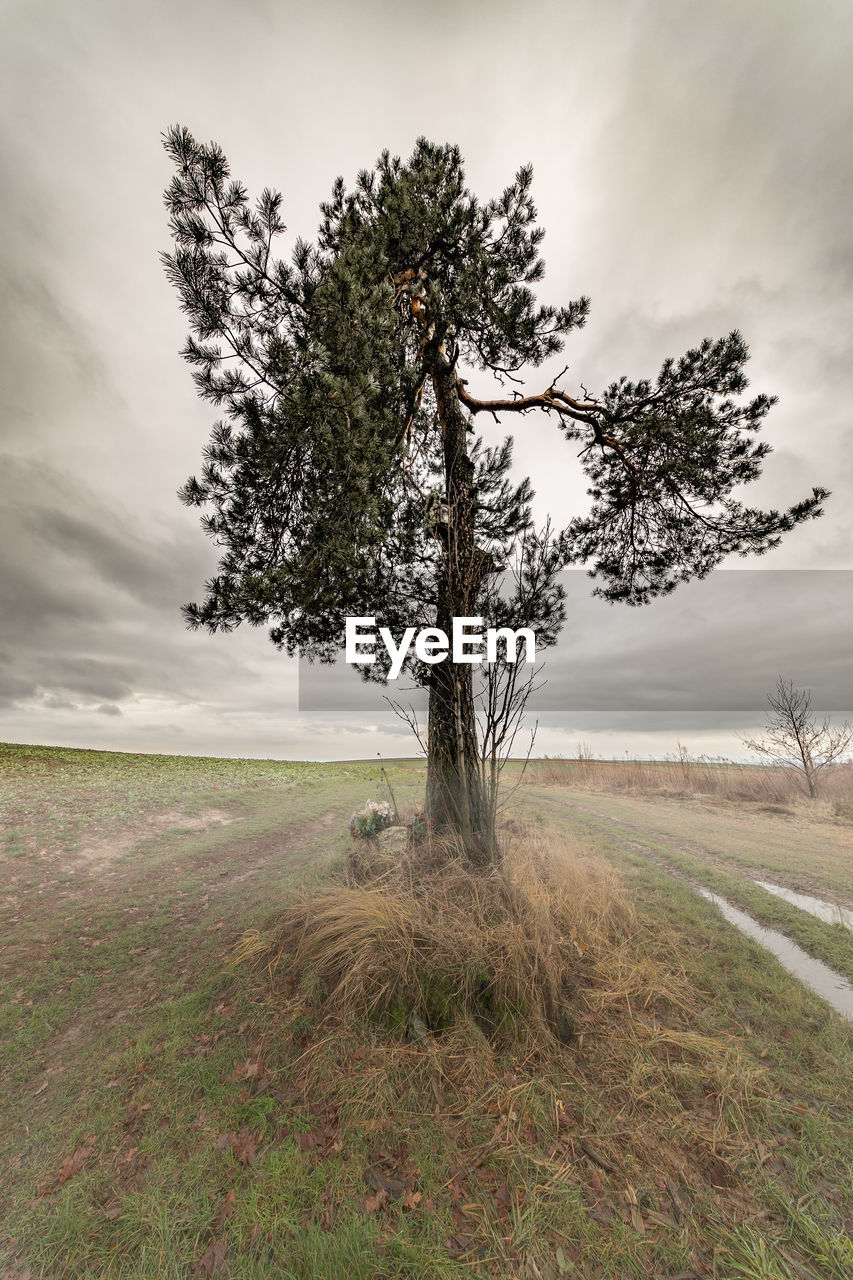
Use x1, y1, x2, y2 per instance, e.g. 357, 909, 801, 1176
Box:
525, 785, 853, 984
0, 740, 350, 860
2, 746, 852, 1278
633, 838, 853, 985
524, 778, 853, 896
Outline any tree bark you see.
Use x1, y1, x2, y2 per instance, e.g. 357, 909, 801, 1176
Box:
425, 351, 495, 863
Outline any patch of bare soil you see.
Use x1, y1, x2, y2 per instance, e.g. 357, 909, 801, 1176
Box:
68, 808, 237, 873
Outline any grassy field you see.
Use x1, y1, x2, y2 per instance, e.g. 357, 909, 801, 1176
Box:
1, 744, 852, 1279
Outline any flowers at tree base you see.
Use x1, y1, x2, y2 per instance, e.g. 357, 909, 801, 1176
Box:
349, 800, 393, 840
407, 808, 435, 842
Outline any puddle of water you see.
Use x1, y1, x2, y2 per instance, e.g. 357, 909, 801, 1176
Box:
696, 888, 853, 1021
753, 880, 853, 931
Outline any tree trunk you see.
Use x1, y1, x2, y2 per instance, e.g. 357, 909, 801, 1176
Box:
424, 351, 495, 863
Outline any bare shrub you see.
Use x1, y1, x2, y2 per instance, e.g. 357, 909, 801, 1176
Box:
741, 678, 853, 798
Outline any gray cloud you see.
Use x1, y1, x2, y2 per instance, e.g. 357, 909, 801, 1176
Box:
0, 0, 850, 759
299, 571, 853, 734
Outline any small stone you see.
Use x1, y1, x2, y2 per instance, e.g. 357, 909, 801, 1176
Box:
377, 826, 408, 855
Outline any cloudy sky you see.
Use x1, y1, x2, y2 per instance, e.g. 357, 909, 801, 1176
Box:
1, 0, 851, 762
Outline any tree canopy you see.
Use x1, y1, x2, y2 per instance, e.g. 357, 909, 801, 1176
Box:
162, 127, 828, 854
163, 127, 825, 659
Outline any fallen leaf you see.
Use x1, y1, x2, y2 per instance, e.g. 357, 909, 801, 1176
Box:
57, 1146, 93, 1186
211, 1188, 236, 1231
364, 1167, 407, 1199
586, 1203, 615, 1224
555, 1244, 579, 1275
195, 1238, 227, 1277
645, 1209, 679, 1230
402, 1190, 422, 1211
102, 1204, 121, 1221
666, 1179, 686, 1224
589, 1171, 602, 1193
231, 1056, 262, 1082
364, 1188, 388, 1213
231, 1127, 259, 1166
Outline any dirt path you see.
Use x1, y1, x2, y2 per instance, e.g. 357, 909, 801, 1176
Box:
520, 785, 853, 1002
0, 777, 379, 1119
522, 784, 853, 906
0, 759, 436, 1274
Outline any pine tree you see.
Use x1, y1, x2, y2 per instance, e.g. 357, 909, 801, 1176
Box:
162, 127, 827, 861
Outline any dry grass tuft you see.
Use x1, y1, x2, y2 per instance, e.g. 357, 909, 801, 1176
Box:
237, 823, 636, 1044
233, 817, 785, 1252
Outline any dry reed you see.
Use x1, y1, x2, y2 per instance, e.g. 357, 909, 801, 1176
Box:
523, 755, 853, 810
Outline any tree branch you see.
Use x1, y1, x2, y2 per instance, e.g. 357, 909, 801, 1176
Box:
455, 377, 601, 427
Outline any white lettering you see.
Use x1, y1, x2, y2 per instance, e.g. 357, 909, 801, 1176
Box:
452, 617, 483, 664
343, 619, 536, 670
345, 616, 376, 664
485, 626, 536, 664
379, 626, 417, 679
415, 628, 449, 664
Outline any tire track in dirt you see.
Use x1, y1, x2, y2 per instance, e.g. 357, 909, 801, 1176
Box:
524, 787, 853, 912
525, 787, 853, 1008
0, 785, 372, 1085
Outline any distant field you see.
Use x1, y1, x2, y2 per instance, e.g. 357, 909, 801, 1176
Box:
0, 742, 343, 860
1, 744, 851, 1279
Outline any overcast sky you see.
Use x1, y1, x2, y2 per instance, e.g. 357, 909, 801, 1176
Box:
1, 0, 851, 762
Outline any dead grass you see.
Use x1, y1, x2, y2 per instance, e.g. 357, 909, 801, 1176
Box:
523, 754, 853, 813
228, 825, 808, 1272
226, 817, 851, 1275
237, 823, 650, 1051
